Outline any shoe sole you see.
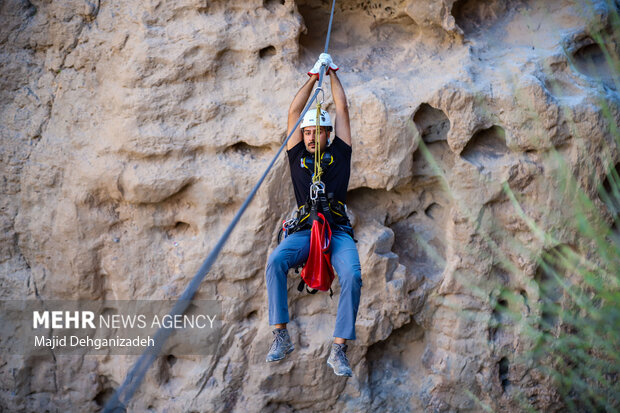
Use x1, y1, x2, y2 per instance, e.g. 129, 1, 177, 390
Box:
266, 346, 294, 362
327, 360, 352, 377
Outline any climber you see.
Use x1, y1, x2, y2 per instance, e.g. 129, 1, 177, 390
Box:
265, 53, 362, 377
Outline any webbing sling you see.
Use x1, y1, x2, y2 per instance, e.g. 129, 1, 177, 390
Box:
103, 1, 338, 411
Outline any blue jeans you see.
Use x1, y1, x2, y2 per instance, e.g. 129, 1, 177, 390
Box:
266, 229, 362, 340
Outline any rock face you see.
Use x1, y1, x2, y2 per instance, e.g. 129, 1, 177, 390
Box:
1, 0, 619, 411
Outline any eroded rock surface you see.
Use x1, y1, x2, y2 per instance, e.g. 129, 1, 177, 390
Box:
1, 0, 619, 411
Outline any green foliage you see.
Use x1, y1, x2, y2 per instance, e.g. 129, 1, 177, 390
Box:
525, 242, 620, 412
409, 1, 620, 410
511, 3, 620, 410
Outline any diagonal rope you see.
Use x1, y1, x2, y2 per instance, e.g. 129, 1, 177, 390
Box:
103, 1, 337, 411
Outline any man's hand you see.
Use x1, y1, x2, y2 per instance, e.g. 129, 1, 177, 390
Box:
307, 53, 339, 77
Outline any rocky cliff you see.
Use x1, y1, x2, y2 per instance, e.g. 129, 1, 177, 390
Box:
1, 0, 619, 411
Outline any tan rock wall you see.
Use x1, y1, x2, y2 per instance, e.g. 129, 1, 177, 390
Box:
1, 0, 618, 411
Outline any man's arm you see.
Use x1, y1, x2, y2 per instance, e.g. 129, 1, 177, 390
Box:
330, 71, 351, 146
287, 75, 318, 150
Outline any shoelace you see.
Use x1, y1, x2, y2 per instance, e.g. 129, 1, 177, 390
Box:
270, 331, 286, 351
334, 346, 349, 364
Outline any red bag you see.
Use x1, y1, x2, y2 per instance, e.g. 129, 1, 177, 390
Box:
300, 213, 335, 291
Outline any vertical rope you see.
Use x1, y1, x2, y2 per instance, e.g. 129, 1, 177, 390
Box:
316, 0, 336, 183
324, 0, 336, 54
313, 103, 323, 183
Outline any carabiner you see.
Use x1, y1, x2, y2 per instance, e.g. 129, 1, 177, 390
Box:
315, 86, 325, 105
310, 181, 325, 201
283, 218, 297, 229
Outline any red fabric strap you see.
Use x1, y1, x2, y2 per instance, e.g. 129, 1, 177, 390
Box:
300, 213, 335, 292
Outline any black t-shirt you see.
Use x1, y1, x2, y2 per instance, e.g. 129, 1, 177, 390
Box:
287, 136, 352, 207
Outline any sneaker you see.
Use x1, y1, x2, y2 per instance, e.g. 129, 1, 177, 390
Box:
266, 328, 294, 362
327, 343, 353, 377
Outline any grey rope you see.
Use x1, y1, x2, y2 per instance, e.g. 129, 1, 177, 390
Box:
103, 1, 337, 411
324, 0, 336, 54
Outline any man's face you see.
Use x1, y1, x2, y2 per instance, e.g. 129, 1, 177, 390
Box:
303, 126, 329, 154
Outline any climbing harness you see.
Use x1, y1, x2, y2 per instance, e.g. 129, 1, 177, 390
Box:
289, 121, 355, 297
277, 193, 354, 244
300, 151, 333, 171
279, 148, 351, 242
278, 198, 354, 243
104, 1, 339, 412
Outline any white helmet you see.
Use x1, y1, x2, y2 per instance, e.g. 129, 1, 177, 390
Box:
300, 108, 332, 130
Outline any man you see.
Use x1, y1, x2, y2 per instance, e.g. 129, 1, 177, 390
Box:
265, 53, 362, 377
